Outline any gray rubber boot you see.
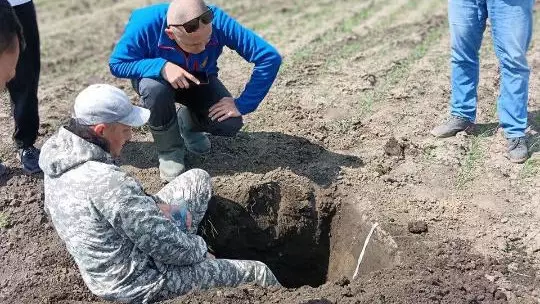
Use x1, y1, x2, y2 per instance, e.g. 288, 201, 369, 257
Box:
150, 117, 186, 182
177, 107, 211, 155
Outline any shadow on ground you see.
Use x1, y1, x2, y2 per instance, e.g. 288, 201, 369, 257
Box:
121, 131, 363, 187
468, 122, 499, 137
466, 111, 540, 155
0, 167, 42, 187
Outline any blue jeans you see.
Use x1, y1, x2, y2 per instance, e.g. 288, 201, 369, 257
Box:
449, 0, 534, 138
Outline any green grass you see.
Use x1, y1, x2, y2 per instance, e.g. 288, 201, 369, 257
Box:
291, 49, 314, 63
0, 212, 10, 229
357, 91, 375, 117
404, 0, 421, 10
534, 113, 540, 125
284, 0, 444, 72
341, 8, 373, 32
354, 22, 446, 116
388, 21, 446, 83
457, 136, 486, 188
530, 136, 540, 154
240, 123, 252, 132
280, 1, 380, 72
520, 158, 540, 179
412, 26, 444, 60
281, 0, 447, 119
250, 19, 274, 32
422, 145, 437, 160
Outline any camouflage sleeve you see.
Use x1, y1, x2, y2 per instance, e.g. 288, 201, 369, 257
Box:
92, 173, 208, 266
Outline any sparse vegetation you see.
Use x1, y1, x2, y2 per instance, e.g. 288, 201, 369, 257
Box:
0, 213, 10, 229
457, 136, 486, 188
520, 158, 540, 179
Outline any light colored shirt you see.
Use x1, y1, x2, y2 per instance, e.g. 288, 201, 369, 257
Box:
8, 0, 31, 6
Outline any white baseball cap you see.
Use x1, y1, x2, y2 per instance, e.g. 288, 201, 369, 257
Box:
73, 84, 150, 127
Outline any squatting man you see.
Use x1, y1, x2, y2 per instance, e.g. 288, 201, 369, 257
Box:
109, 0, 282, 182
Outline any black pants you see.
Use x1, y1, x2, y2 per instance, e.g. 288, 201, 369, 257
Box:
133, 76, 243, 136
7, 1, 40, 149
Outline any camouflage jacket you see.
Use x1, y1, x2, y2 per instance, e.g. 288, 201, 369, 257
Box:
39, 127, 208, 303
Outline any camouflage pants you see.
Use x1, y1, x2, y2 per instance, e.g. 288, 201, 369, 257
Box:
155, 168, 211, 234
153, 169, 280, 301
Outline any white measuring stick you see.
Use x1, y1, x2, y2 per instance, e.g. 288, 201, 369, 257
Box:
352, 222, 379, 280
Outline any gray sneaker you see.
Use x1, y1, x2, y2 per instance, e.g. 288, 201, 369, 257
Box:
507, 137, 529, 164
431, 116, 473, 138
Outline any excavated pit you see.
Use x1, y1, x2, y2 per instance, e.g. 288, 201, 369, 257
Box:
198, 174, 400, 288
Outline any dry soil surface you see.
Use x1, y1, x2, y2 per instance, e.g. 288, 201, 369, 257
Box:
1, 0, 540, 303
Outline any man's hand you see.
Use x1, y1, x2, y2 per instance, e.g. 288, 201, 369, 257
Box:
158, 203, 193, 230
208, 97, 241, 122
161, 62, 200, 89
206, 252, 216, 259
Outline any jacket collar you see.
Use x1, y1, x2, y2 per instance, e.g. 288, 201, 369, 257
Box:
157, 16, 178, 50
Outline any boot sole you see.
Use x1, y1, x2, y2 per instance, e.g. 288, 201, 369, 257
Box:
508, 155, 529, 164
430, 129, 463, 138
187, 148, 211, 156
17, 154, 42, 175
431, 125, 474, 138
22, 167, 43, 175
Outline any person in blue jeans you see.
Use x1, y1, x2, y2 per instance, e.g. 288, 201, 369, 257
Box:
109, 0, 282, 182
431, 0, 534, 163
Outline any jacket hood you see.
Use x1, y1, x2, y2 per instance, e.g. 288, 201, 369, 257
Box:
39, 127, 112, 178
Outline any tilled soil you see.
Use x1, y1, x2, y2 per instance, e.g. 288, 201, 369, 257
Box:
1, 0, 540, 303
167, 240, 514, 304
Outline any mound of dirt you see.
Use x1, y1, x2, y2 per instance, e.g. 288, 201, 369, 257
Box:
166, 239, 509, 304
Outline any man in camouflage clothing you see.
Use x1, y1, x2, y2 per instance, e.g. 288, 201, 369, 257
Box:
39, 84, 280, 303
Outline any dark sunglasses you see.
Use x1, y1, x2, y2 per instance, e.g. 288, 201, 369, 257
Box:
168, 8, 214, 34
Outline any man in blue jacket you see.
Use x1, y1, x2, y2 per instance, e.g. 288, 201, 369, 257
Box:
110, 0, 282, 182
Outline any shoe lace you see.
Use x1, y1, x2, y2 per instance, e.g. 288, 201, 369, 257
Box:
509, 137, 526, 150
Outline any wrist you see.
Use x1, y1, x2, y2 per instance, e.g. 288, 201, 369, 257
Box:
160, 62, 168, 78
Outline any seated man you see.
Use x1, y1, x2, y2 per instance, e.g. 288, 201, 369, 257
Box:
39, 84, 279, 303
109, 0, 282, 182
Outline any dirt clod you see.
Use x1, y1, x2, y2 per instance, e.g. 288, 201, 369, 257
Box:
494, 290, 508, 300
383, 137, 405, 158
408, 221, 428, 234
335, 276, 350, 287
